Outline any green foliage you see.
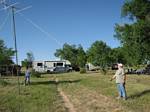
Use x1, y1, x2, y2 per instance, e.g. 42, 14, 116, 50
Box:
55, 43, 78, 68
110, 47, 127, 64
22, 52, 34, 67
0, 39, 15, 65
100, 67, 108, 75
31, 70, 41, 78
55, 43, 87, 69
87, 41, 112, 68
80, 68, 86, 74
21, 59, 28, 67
115, 0, 150, 66
77, 45, 87, 68
27, 52, 34, 63
122, 0, 150, 20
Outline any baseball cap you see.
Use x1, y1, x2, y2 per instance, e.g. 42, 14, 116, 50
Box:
118, 63, 123, 67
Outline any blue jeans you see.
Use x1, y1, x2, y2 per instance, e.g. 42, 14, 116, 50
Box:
25, 76, 30, 84
117, 83, 126, 98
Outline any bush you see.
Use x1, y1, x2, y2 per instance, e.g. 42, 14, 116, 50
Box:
101, 68, 108, 75
80, 68, 86, 74
31, 70, 41, 78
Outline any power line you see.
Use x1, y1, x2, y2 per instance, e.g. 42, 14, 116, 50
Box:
18, 12, 63, 47
0, 11, 10, 31
1, 1, 63, 48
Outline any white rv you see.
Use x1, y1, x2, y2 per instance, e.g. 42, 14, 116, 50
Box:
33, 60, 71, 73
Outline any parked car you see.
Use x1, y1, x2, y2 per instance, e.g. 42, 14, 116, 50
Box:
135, 69, 145, 74
53, 66, 72, 73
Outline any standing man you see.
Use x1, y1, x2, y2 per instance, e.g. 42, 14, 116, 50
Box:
110, 63, 127, 100
25, 66, 31, 85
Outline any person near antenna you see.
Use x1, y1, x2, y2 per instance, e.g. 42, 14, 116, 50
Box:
110, 63, 127, 100
25, 66, 31, 85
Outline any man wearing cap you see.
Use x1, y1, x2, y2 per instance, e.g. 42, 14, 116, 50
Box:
110, 63, 127, 100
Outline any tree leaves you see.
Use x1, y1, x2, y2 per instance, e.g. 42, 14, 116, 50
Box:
86, 41, 112, 68
0, 39, 15, 65
115, 0, 150, 66
54, 43, 86, 69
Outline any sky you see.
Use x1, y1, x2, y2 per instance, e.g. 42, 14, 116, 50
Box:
0, 0, 131, 64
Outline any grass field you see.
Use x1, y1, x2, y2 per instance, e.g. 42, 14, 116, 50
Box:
0, 71, 150, 112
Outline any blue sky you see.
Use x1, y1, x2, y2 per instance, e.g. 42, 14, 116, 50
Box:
0, 0, 131, 64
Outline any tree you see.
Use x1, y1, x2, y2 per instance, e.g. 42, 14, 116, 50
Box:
21, 59, 28, 67
22, 52, 34, 67
27, 52, 34, 64
55, 43, 87, 70
110, 47, 127, 65
87, 40, 112, 70
77, 45, 87, 68
121, 0, 150, 20
0, 39, 15, 65
115, 0, 150, 66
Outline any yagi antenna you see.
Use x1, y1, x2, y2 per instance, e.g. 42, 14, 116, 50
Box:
0, 0, 31, 13
0, 0, 31, 95
15, 5, 32, 14
3, 2, 18, 10
0, 0, 7, 10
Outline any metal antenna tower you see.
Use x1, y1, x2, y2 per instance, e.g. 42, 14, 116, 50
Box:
0, 0, 31, 95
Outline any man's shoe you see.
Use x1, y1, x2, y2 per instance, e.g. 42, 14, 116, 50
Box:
116, 96, 121, 100
123, 97, 127, 100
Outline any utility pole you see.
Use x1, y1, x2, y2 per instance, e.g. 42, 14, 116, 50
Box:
0, 0, 31, 95
12, 6, 20, 95
0, 1, 20, 94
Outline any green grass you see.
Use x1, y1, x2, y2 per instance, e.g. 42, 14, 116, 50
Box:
55, 72, 150, 112
0, 72, 150, 112
0, 76, 66, 112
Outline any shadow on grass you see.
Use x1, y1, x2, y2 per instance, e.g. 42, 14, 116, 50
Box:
31, 79, 81, 85
128, 89, 150, 99
86, 71, 100, 74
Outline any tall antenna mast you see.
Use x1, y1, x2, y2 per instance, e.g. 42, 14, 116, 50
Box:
0, 0, 31, 95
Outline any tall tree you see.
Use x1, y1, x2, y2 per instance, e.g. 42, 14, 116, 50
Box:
27, 52, 34, 64
0, 39, 15, 65
55, 43, 87, 70
22, 52, 34, 67
115, 0, 150, 65
87, 41, 112, 69
121, 0, 150, 20
77, 45, 87, 68
110, 47, 127, 65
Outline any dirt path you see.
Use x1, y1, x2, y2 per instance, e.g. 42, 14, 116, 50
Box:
60, 85, 129, 112
58, 88, 76, 112
55, 78, 129, 112
55, 78, 76, 112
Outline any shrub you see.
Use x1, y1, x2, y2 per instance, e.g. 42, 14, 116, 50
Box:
80, 68, 86, 74
101, 68, 108, 75
31, 70, 41, 78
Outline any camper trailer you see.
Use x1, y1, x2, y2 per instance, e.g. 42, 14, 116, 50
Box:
33, 60, 72, 73
86, 63, 100, 71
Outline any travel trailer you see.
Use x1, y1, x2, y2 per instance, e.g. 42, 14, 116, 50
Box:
32, 60, 72, 73
86, 63, 100, 71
